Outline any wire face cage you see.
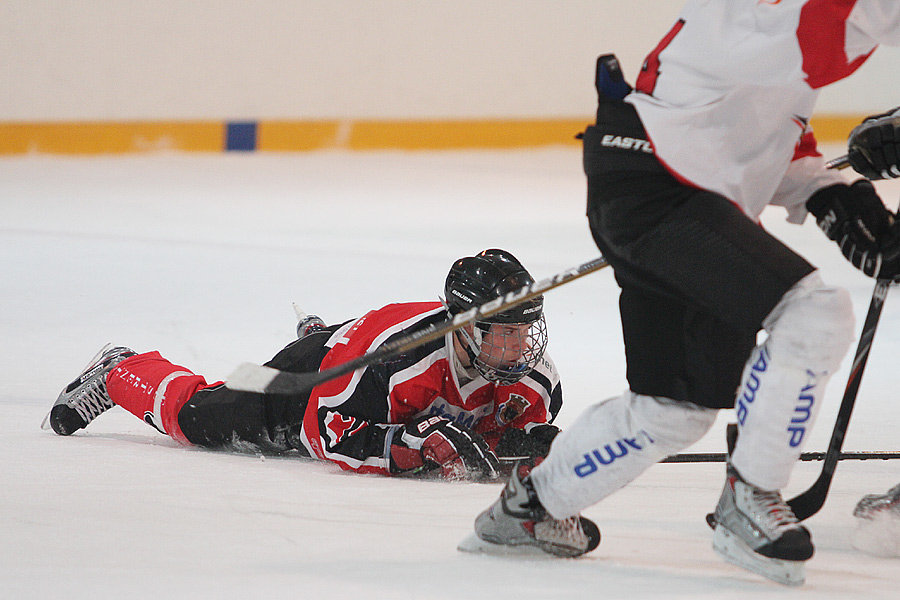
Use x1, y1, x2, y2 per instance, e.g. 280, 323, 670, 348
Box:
465, 316, 549, 384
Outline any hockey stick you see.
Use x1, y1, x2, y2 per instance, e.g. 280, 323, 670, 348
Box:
499, 451, 900, 466
784, 153, 898, 520
662, 450, 900, 464
787, 277, 892, 520
225, 256, 610, 395
706, 155, 890, 528
824, 154, 850, 170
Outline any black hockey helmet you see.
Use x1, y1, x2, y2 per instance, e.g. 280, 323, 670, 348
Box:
444, 249, 543, 323
444, 249, 548, 384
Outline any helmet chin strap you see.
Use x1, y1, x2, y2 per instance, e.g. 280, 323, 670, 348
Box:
444, 297, 483, 370
454, 327, 482, 369
444, 298, 538, 384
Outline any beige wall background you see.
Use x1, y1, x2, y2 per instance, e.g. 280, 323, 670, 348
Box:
2, 1, 898, 123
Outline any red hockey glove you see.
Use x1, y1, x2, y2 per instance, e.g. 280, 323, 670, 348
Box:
390, 415, 500, 481
848, 107, 900, 180
806, 180, 900, 280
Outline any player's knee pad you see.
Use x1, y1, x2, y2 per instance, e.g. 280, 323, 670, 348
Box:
627, 392, 718, 452
763, 271, 854, 374
530, 391, 717, 517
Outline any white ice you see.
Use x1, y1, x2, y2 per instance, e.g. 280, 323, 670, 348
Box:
2, 146, 899, 599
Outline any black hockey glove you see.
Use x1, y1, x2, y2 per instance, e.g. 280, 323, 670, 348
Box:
806, 180, 900, 280
494, 424, 561, 459
390, 415, 500, 481
848, 107, 900, 180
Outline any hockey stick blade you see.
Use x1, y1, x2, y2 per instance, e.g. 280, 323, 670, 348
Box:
226, 256, 610, 395
786, 278, 891, 521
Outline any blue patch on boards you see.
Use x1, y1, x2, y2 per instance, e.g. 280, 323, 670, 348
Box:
226, 122, 257, 151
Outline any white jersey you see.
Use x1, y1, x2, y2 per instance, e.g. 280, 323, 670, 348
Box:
627, 0, 900, 222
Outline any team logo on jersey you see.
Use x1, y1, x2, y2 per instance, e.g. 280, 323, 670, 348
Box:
425, 399, 488, 430
496, 393, 530, 426
324, 411, 367, 447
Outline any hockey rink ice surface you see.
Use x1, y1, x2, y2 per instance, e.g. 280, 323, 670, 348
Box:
2, 145, 899, 599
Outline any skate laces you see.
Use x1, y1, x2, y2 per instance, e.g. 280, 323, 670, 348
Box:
534, 515, 587, 549
510, 464, 587, 551
751, 487, 800, 532
69, 379, 115, 424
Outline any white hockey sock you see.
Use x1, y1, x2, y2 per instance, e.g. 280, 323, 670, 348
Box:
730, 272, 854, 490
531, 391, 717, 519
729, 343, 831, 490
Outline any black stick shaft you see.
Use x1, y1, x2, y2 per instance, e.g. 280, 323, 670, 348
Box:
499, 451, 900, 465
787, 278, 890, 520
226, 256, 610, 395
661, 450, 900, 463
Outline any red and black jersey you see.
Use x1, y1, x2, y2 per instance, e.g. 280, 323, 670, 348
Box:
298, 302, 562, 475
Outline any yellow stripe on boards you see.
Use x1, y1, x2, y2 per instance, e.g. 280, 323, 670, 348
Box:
0, 115, 863, 155
345, 119, 590, 150
808, 115, 861, 147
0, 121, 222, 154
256, 121, 343, 151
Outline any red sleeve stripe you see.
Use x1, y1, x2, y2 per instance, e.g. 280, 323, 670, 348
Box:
797, 0, 874, 89
793, 129, 822, 161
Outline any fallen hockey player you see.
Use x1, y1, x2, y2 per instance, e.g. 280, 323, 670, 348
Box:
460, 0, 900, 587
44, 249, 575, 484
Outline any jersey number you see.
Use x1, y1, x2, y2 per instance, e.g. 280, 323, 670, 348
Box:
635, 19, 685, 96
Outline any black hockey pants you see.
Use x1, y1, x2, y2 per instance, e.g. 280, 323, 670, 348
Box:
177, 325, 342, 453
583, 100, 815, 409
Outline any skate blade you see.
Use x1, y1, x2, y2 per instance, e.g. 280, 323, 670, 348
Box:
457, 532, 559, 558
712, 524, 805, 586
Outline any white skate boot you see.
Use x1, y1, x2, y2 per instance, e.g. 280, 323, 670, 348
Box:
711, 463, 813, 586
42, 344, 136, 435
458, 462, 600, 557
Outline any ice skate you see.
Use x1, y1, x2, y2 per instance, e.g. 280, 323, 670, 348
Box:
42, 344, 136, 435
458, 462, 600, 558
851, 483, 900, 557
711, 463, 812, 586
293, 303, 326, 339
854, 483, 900, 519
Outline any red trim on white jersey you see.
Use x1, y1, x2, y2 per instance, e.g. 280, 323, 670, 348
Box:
798, 0, 874, 89
627, 0, 897, 220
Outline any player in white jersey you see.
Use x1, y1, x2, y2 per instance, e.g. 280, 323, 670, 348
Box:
462, 0, 900, 586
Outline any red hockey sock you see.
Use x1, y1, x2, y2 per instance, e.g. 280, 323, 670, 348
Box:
106, 352, 220, 445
